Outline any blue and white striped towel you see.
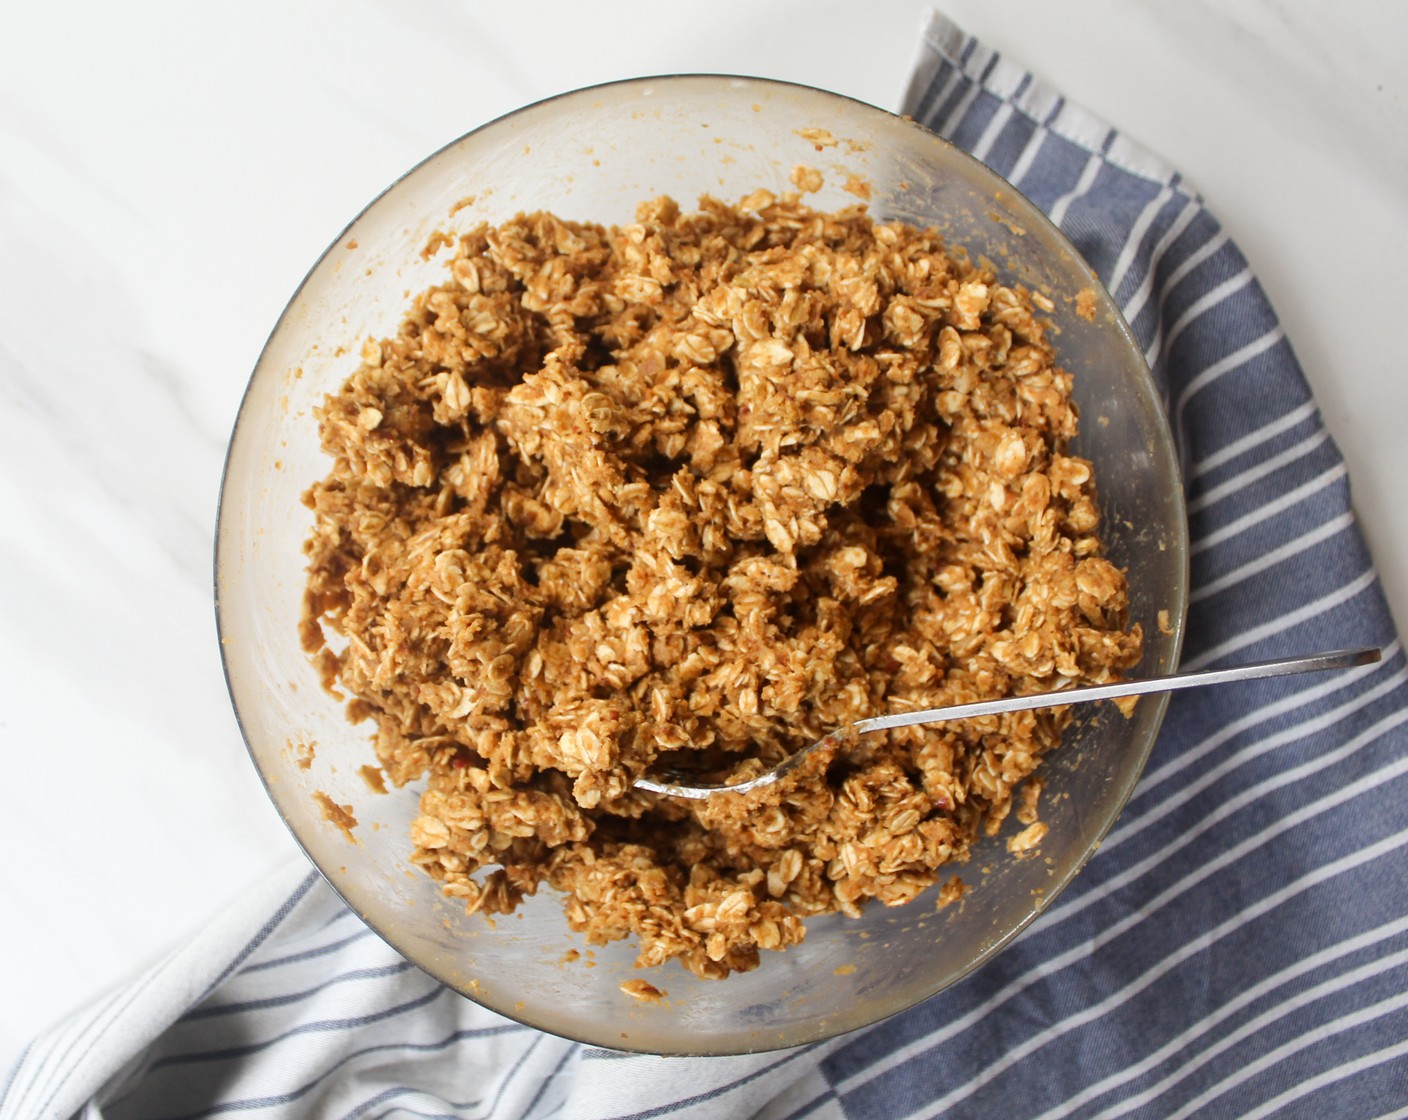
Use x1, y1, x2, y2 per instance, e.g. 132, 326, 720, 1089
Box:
5, 10, 1406, 1118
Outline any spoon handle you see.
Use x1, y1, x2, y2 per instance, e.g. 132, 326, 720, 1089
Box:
853, 647, 1382, 736
635, 647, 1384, 798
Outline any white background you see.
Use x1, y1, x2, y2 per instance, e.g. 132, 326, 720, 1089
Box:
2, 0, 1405, 1064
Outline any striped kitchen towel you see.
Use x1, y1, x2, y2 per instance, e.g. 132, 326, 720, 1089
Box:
4, 9, 1406, 1119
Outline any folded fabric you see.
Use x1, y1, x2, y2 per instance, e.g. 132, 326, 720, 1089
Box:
5, 9, 1405, 1119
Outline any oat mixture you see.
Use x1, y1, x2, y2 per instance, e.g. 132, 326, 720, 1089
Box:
300, 191, 1142, 979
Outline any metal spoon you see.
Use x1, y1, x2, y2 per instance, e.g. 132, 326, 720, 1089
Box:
634, 646, 1382, 799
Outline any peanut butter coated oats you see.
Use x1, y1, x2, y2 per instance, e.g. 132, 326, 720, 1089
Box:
301, 192, 1141, 979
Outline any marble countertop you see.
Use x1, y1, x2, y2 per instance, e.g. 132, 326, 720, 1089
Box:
3, 0, 1405, 1062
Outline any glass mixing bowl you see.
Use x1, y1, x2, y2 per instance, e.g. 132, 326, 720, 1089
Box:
215, 75, 1187, 1055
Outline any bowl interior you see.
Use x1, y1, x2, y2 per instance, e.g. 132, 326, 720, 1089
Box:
216, 76, 1187, 1055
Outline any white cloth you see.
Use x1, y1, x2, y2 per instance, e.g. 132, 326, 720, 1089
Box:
0, 860, 837, 1120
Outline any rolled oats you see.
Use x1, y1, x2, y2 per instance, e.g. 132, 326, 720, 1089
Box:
301, 192, 1141, 980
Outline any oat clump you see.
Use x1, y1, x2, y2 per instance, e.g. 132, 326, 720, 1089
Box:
300, 191, 1141, 979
